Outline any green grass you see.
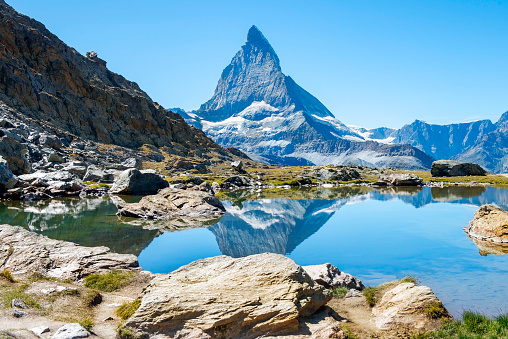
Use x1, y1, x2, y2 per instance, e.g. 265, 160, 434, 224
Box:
82, 290, 102, 307
80, 319, 94, 332
331, 286, 348, 298
115, 299, 141, 320
413, 311, 508, 338
0, 284, 40, 309
84, 270, 133, 292
363, 286, 377, 307
425, 301, 449, 319
0, 269, 15, 283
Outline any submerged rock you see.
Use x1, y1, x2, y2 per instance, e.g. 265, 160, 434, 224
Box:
372, 282, 449, 330
431, 160, 486, 177
116, 187, 225, 220
302, 263, 364, 290
123, 253, 332, 338
109, 168, 168, 195
0, 224, 138, 280
464, 204, 508, 250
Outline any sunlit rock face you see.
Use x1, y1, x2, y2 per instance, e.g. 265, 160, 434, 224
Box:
182, 26, 434, 169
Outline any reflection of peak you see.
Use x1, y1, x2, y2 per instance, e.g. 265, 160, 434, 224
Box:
209, 199, 344, 257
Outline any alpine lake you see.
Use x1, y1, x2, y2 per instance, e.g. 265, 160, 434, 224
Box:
1, 185, 508, 318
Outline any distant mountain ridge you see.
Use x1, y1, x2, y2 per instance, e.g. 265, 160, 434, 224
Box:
355, 113, 508, 173
180, 26, 434, 170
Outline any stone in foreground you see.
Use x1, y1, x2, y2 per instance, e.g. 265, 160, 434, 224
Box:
51, 323, 90, 339
117, 187, 225, 220
109, 168, 169, 195
372, 282, 448, 330
431, 160, 486, 177
302, 263, 364, 290
0, 224, 138, 280
123, 253, 332, 339
464, 204, 508, 247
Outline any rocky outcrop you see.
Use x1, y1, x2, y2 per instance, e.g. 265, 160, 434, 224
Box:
116, 187, 225, 220
464, 204, 508, 245
377, 174, 423, 186
431, 160, 486, 177
0, 155, 17, 191
302, 263, 364, 290
372, 282, 448, 330
122, 253, 333, 339
0, 135, 30, 174
109, 168, 169, 195
0, 224, 139, 280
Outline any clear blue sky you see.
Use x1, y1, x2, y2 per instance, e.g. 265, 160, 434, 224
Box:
7, 0, 508, 129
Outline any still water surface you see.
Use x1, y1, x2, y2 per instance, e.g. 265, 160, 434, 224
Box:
1, 185, 507, 317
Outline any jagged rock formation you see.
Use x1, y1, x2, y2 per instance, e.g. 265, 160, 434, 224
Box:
0, 1, 241, 163
431, 160, 486, 177
181, 26, 434, 169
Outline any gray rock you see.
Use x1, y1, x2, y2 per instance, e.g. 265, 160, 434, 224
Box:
345, 289, 364, 298
378, 174, 423, 186
51, 323, 90, 339
231, 160, 244, 173
0, 224, 138, 280
39, 134, 62, 150
82, 165, 114, 183
64, 165, 87, 177
431, 160, 486, 177
13, 309, 28, 317
11, 298, 27, 309
0, 156, 17, 191
225, 175, 254, 187
0, 135, 31, 174
117, 187, 226, 220
31, 326, 51, 337
186, 181, 214, 194
302, 263, 364, 290
123, 253, 332, 339
110, 168, 169, 195
121, 157, 142, 169
47, 152, 65, 163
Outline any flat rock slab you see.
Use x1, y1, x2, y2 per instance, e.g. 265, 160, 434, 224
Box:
372, 282, 445, 330
0, 224, 138, 280
117, 187, 226, 220
123, 253, 332, 339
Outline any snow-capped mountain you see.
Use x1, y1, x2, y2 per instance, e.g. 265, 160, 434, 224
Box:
178, 26, 434, 169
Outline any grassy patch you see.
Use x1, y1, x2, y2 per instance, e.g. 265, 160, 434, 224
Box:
0, 284, 40, 308
80, 319, 94, 332
413, 311, 508, 338
84, 270, 133, 292
0, 269, 15, 283
117, 327, 137, 339
331, 286, 348, 298
82, 290, 102, 307
363, 286, 378, 307
425, 301, 449, 319
115, 298, 141, 320
400, 275, 419, 284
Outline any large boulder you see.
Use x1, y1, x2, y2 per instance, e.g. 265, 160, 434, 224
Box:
372, 282, 449, 330
83, 165, 114, 182
378, 174, 423, 186
116, 187, 226, 220
0, 135, 31, 174
464, 204, 508, 245
224, 175, 254, 188
0, 156, 17, 191
122, 253, 332, 338
50, 323, 90, 339
109, 168, 169, 195
0, 224, 138, 280
431, 160, 486, 177
302, 263, 364, 290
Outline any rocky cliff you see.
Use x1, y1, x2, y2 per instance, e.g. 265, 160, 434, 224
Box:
182, 26, 434, 169
0, 0, 237, 161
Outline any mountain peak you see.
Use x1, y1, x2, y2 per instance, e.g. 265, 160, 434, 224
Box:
247, 25, 269, 45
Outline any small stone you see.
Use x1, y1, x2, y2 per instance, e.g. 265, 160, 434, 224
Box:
51, 323, 90, 339
11, 298, 27, 309
41, 288, 56, 294
13, 309, 28, 317
345, 289, 363, 298
103, 316, 114, 321
31, 326, 51, 337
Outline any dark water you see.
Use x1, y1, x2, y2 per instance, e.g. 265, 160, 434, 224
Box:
1, 185, 507, 317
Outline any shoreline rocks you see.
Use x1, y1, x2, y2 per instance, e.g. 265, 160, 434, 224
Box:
377, 173, 423, 186
0, 224, 139, 280
122, 253, 334, 339
109, 168, 169, 195
431, 160, 486, 177
464, 204, 508, 255
302, 263, 364, 290
116, 187, 226, 220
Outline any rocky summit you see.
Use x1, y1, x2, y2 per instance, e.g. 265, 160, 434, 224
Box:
181, 26, 434, 170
